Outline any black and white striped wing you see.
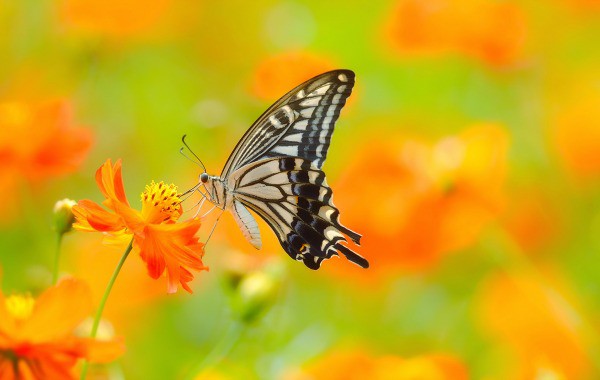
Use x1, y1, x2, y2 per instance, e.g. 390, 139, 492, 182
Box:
220, 70, 355, 178
228, 157, 367, 269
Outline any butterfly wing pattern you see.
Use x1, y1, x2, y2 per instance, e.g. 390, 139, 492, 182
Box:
207, 69, 368, 269
228, 156, 367, 269
221, 69, 356, 175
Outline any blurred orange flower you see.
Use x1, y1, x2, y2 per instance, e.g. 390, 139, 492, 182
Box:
332, 123, 508, 276
250, 51, 335, 101
552, 95, 600, 180
58, 0, 173, 39
73, 159, 206, 294
502, 187, 562, 254
476, 271, 591, 379
0, 100, 92, 214
562, 0, 600, 10
384, 0, 527, 67
68, 237, 169, 332
0, 278, 123, 380
284, 349, 468, 380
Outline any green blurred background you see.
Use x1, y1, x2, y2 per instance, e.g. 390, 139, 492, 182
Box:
2, 0, 600, 379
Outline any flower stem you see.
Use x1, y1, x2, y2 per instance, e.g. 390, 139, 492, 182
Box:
185, 321, 245, 380
52, 234, 64, 285
80, 238, 134, 380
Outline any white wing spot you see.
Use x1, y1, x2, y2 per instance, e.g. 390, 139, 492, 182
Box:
319, 129, 329, 143
322, 207, 334, 219
300, 107, 315, 118
300, 97, 321, 107
272, 145, 299, 156
283, 133, 303, 143
326, 107, 338, 117
269, 115, 283, 129
338, 73, 348, 82
316, 144, 323, 158
324, 226, 342, 241
337, 85, 347, 93
282, 105, 295, 120
310, 84, 331, 96
294, 119, 308, 131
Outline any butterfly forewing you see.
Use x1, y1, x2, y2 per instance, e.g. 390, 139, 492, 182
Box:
220, 70, 355, 177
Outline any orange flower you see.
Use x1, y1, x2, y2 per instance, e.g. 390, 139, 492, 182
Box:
283, 349, 468, 380
0, 99, 92, 218
383, 0, 527, 67
68, 238, 169, 332
0, 100, 91, 180
331, 123, 508, 277
561, 0, 600, 10
250, 51, 335, 101
476, 272, 591, 379
73, 159, 206, 294
502, 187, 562, 254
0, 278, 123, 380
552, 94, 600, 180
57, 0, 173, 39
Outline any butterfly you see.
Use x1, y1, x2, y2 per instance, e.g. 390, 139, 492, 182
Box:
186, 69, 368, 270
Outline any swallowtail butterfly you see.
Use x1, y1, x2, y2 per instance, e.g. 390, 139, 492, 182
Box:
189, 70, 368, 269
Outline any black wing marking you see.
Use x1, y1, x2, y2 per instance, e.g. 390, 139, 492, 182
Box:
221, 70, 355, 178
228, 157, 367, 270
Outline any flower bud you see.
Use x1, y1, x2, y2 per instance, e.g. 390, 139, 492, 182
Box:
53, 198, 77, 235
225, 261, 284, 324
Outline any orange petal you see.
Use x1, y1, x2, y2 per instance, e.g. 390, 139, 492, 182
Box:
83, 337, 125, 363
179, 267, 194, 294
95, 159, 130, 207
164, 258, 181, 294
21, 278, 92, 343
111, 199, 145, 235
95, 159, 113, 200
145, 221, 205, 270
112, 159, 130, 206
17, 360, 37, 380
24, 353, 77, 380
0, 360, 17, 380
136, 234, 166, 280
73, 200, 125, 232
0, 292, 17, 337
137, 221, 206, 293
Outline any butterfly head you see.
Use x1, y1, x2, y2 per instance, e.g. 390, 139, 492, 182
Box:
200, 172, 209, 183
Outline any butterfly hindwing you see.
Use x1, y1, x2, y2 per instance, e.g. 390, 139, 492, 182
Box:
227, 157, 367, 269
220, 70, 355, 177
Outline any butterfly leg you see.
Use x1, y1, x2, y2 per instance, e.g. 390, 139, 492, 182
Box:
203, 209, 225, 248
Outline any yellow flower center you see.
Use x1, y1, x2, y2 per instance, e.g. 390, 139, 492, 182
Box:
140, 181, 182, 224
5, 294, 35, 320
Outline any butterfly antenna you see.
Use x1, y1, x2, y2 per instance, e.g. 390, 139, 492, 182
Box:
179, 147, 202, 168
180, 182, 202, 198
181, 134, 207, 173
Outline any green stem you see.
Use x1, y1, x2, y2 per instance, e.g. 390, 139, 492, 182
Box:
80, 238, 134, 380
52, 234, 64, 285
185, 321, 245, 380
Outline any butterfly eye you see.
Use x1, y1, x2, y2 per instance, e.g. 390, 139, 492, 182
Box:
200, 173, 209, 183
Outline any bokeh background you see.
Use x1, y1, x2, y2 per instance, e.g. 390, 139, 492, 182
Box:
2, 0, 600, 379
